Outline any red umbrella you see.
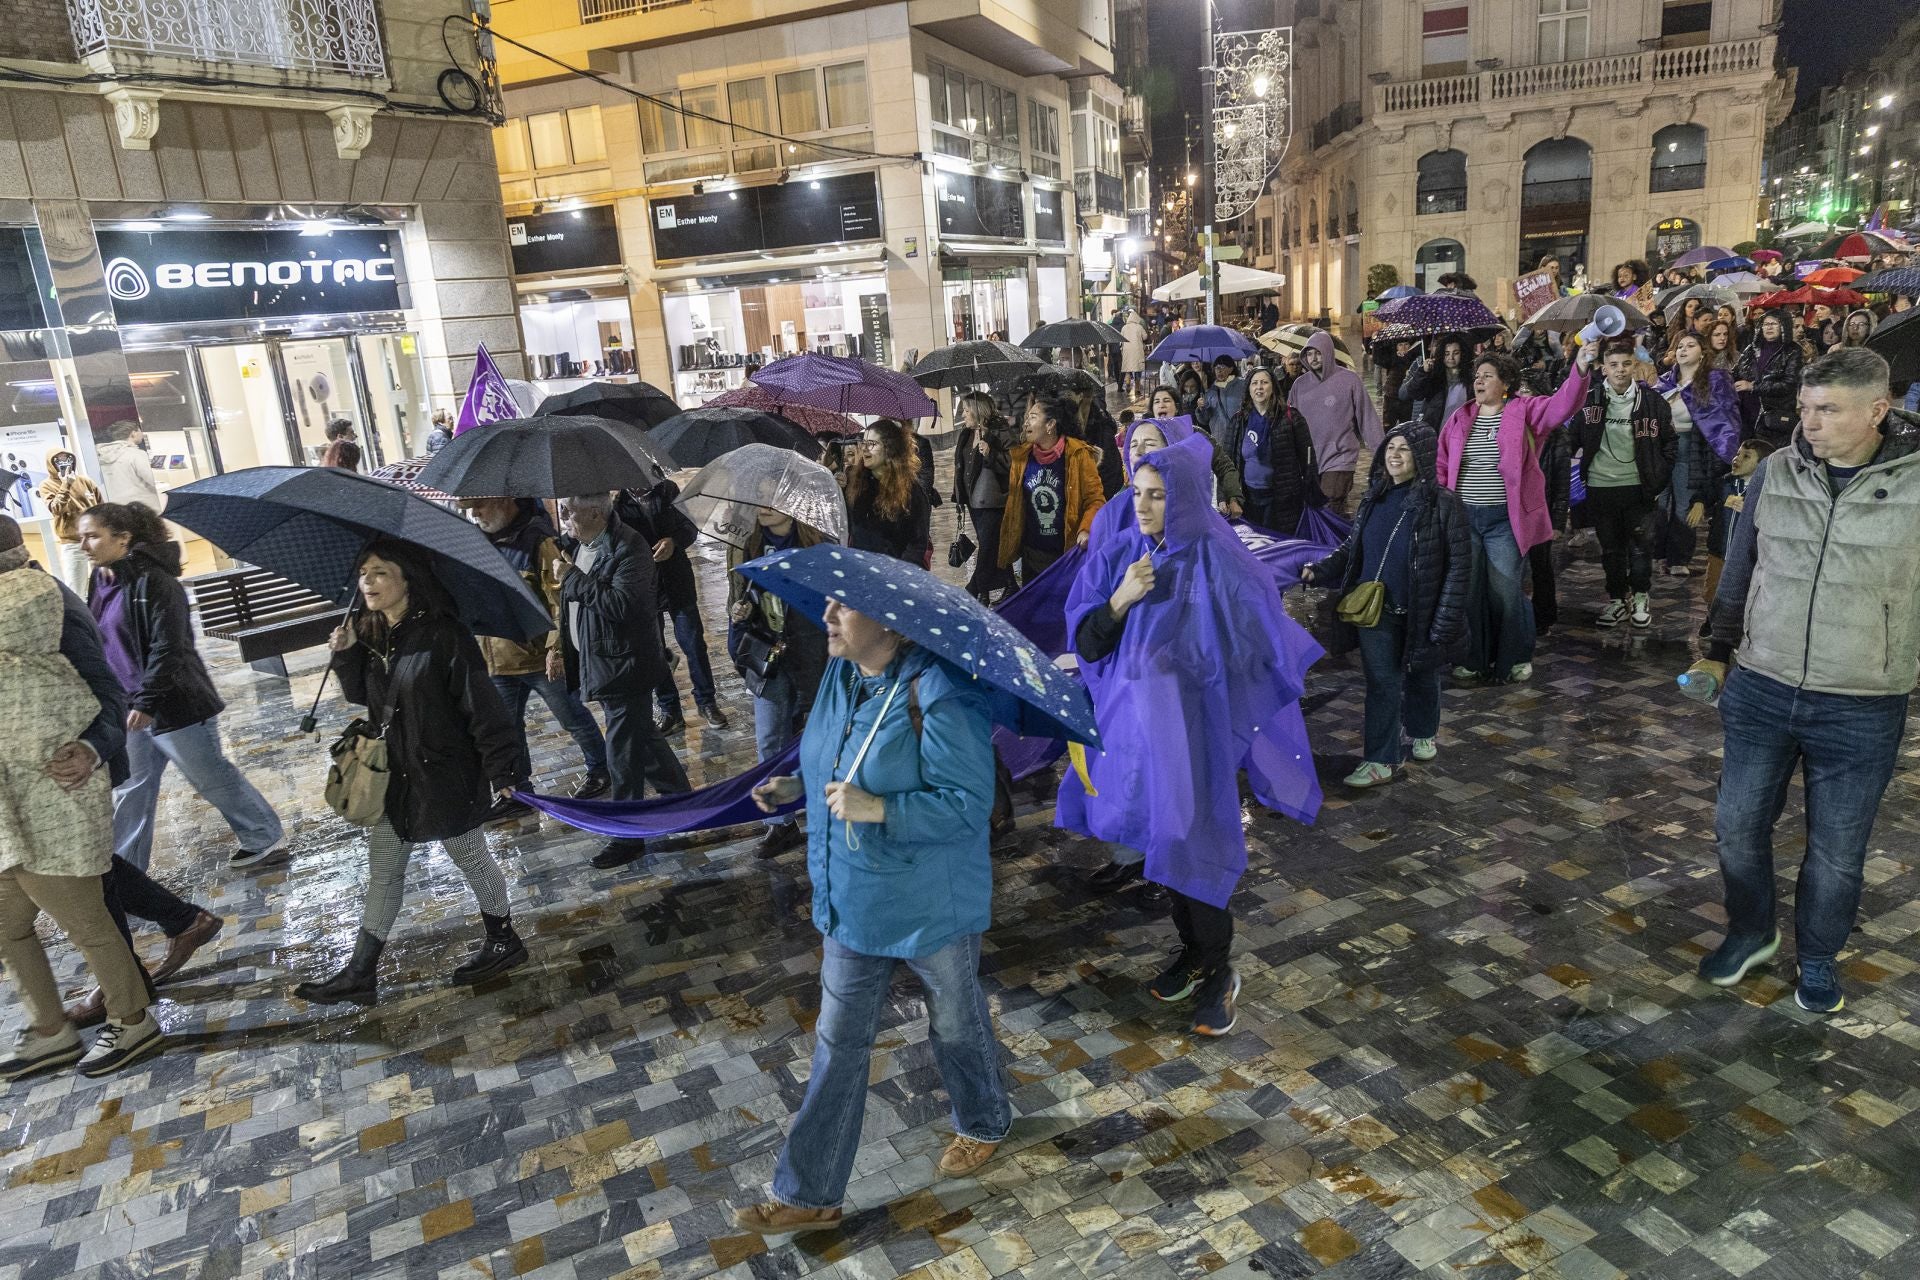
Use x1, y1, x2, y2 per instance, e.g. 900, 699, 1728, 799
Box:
705, 383, 860, 438
1749, 249, 1785, 263
1750, 286, 1867, 308
1813, 231, 1903, 261
1803, 266, 1864, 286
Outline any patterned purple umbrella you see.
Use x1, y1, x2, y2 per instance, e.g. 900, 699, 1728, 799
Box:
748, 352, 938, 420
1373, 293, 1501, 337
1670, 244, 1734, 268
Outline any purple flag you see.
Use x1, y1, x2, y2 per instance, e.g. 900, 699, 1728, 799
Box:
454, 344, 519, 435
518, 744, 801, 837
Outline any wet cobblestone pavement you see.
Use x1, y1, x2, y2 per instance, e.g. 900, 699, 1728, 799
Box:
5, 507, 1920, 1280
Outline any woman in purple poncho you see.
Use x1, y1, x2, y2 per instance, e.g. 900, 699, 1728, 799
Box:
1058, 433, 1318, 1039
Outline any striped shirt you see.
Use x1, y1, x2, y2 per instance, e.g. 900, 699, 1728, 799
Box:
1458, 409, 1508, 505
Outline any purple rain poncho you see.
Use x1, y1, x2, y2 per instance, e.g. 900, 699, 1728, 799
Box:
1086, 414, 1200, 547
1056, 433, 1322, 909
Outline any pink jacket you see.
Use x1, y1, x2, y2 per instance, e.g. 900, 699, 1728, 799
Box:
1435, 365, 1590, 553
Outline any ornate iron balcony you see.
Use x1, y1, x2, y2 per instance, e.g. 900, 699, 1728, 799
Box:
67, 0, 387, 78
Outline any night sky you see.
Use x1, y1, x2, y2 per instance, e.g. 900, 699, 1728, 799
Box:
1143, 0, 1910, 191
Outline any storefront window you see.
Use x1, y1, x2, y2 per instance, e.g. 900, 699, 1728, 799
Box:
663, 275, 891, 407
357, 334, 432, 463
942, 270, 1027, 344
196, 343, 292, 471
0, 356, 67, 548
279, 338, 363, 467
520, 291, 638, 382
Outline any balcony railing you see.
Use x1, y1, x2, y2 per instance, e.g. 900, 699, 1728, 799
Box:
67, 0, 386, 76
579, 0, 691, 19
1419, 187, 1467, 214
1311, 100, 1362, 150
1376, 36, 1770, 116
1650, 162, 1707, 192
1522, 178, 1592, 209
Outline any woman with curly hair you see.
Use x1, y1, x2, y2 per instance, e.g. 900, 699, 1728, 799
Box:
845, 419, 931, 565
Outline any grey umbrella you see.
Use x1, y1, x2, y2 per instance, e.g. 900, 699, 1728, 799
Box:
674, 443, 848, 548
1662, 283, 1741, 321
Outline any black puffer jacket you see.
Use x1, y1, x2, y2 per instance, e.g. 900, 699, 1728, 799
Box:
90, 540, 224, 735
1309, 422, 1471, 672
333, 611, 521, 843
953, 415, 1017, 509
1230, 399, 1317, 537
1732, 340, 1803, 446
1399, 358, 1471, 430
1570, 379, 1675, 497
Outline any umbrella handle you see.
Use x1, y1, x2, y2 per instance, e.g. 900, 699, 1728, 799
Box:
298, 597, 360, 735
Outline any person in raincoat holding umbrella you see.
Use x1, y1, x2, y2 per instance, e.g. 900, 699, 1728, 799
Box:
1059, 433, 1319, 1039
735, 590, 1008, 1237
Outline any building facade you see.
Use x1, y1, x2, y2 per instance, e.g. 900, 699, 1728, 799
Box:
490, 0, 1113, 408
1250, 0, 1791, 335
1763, 10, 1917, 234
0, 0, 520, 569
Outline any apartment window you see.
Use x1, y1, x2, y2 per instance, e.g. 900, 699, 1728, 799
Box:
1660, 1, 1712, 48
1537, 0, 1589, 64
729, 78, 770, 143
824, 62, 869, 128
639, 93, 683, 153
929, 60, 1017, 166
682, 85, 724, 149
1030, 100, 1061, 178
1422, 4, 1470, 77
637, 87, 726, 183
493, 119, 530, 174
777, 70, 821, 134
566, 107, 606, 165
1417, 149, 1468, 213
528, 112, 571, 169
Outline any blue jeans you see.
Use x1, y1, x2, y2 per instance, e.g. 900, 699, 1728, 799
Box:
752, 671, 805, 830
113, 719, 284, 872
1355, 614, 1442, 765
1465, 503, 1534, 673
1715, 668, 1908, 961
491, 673, 608, 778
772, 933, 1010, 1209
654, 606, 719, 716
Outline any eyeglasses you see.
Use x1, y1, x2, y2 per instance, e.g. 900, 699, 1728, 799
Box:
860, 438, 883, 449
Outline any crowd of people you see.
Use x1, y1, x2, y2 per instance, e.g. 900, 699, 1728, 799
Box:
0, 243, 1916, 1246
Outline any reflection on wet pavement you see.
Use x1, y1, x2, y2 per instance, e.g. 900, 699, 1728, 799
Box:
5, 511, 1920, 1280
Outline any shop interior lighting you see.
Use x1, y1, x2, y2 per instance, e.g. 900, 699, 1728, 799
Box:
166, 209, 212, 221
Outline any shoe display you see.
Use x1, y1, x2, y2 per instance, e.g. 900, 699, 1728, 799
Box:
591, 840, 647, 870
1343, 761, 1397, 788
150, 909, 223, 984
733, 1200, 843, 1235
1149, 948, 1206, 1002
1190, 968, 1242, 1038
78, 1011, 164, 1077
1629, 592, 1652, 629
1794, 957, 1845, 1014
229, 843, 288, 869
938, 1135, 1001, 1177
1697, 930, 1779, 987
451, 913, 528, 985
570, 772, 611, 800
1595, 599, 1628, 629
293, 929, 384, 1007
753, 823, 805, 860
700, 704, 729, 729
1410, 738, 1438, 762
0, 1023, 83, 1082
1086, 860, 1144, 891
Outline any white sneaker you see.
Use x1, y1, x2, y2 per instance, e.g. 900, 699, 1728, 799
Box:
1666, 565, 1692, 578
78, 1011, 164, 1078
1506, 662, 1533, 683
1410, 738, 1438, 762
1595, 598, 1628, 629
0, 1023, 82, 1082
1629, 592, 1652, 629
1450, 665, 1480, 682
1343, 761, 1398, 788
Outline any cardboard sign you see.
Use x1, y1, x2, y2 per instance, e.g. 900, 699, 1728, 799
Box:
1513, 270, 1558, 324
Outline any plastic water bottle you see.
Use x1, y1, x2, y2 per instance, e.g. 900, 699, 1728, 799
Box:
1676, 668, 1720, 706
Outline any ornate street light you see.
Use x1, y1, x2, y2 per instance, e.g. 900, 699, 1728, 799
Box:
1211, 27, 1293, 223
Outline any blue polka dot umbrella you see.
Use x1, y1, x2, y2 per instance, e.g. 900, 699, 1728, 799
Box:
735, 543, 1100, 747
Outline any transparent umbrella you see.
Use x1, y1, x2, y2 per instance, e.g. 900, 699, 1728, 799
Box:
674, 443, 848, 549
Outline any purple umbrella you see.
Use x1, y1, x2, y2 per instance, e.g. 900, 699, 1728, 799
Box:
1148, 325, 1259, 363
1373, 293, 1501, 337
749, 352, 938, 420
1670, 244, 1734, 269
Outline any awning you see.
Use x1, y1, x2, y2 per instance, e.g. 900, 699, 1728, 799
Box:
1153, 262, 1288, 302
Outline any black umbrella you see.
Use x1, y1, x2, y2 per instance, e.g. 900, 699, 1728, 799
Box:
415, 416, 676, 498
648, 406, 824, 469
1012, 364, 1103, 398
910, 340, 1044, 389
162, 467, 552, 642
1020, 319, 1125, 349
1866, 307, 1920, 384
535, 381, 681, 429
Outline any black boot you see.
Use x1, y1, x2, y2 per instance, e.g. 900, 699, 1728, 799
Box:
451, 913, 527, 986
294, 929, 383, 1006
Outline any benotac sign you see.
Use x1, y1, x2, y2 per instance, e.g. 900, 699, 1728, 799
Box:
94, 226, 407, 326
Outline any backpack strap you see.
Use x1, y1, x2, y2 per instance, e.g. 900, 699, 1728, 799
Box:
905, 676, 923, 739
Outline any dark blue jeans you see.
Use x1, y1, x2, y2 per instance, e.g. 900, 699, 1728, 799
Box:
654, 606, 719, 715
491, 673, 608, 778
1715, 667, 1908, 962
1355, 613, 1442, 765
1464, 503, 1534, 674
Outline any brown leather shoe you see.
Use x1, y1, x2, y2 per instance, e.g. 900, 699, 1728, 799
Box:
938, 1135, 1001, 1178
150, 910, 223, 985
65, 987, 106, 1029
732, 1200, 842, 1235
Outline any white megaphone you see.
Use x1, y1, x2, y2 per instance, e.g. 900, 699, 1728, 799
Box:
1578, 304, 1628, 346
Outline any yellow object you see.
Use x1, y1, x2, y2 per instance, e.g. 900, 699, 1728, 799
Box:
1069, 741, 1099, 796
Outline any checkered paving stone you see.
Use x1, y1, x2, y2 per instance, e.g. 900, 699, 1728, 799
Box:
4, 493, 1920, 1280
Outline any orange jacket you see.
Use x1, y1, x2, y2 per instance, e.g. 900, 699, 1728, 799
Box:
998, 437, 1106, 568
